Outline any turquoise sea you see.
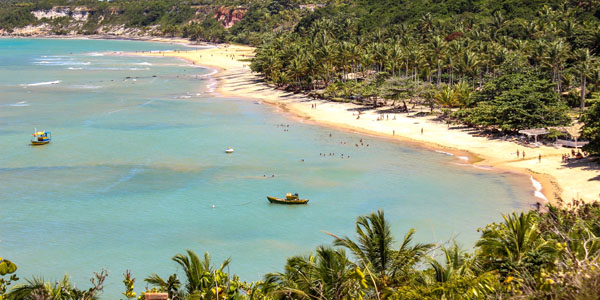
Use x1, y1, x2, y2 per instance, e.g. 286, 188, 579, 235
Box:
0, 39, 536, 298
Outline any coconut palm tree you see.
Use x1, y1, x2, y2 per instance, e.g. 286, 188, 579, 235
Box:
6, 277, 71, 300
329, 210, 433, 290
544, 39, 570, 92
172, 250, 232, 297
573, 48, 596, 112
428, 35, 446, 86
434, 85, 457, 108
262, 246, 366, 300
423, 242, 498, 299
6, 271, 107, 300
145, 274, 182, 300
476, 212, 555, 269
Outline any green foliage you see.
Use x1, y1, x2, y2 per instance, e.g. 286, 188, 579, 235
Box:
145, 273, 182, 300
459, 73, 570, 131
171, 250, 245, 299
0, 259, 16, 276
581, 98, 600, 154
0, 258, 18, 300
5, 269, 108, 300
122, 270, 136, 300
262, 246, 367, 300
0, 6, 35, 31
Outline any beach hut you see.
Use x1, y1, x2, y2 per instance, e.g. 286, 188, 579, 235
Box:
518, 128, 549, 144
550, 123, 589, 148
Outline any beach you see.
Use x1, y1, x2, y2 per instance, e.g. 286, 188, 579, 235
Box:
127, 44, 600, 205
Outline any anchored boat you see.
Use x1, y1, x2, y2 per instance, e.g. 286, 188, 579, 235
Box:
31, 130, 51, 145
267, 193, 309, 205
225, 147, 234, 153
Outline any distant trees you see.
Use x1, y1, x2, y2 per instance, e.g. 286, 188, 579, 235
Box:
459, 73, 570, 131
581, 98, 600, 154
249, 2, 600, 133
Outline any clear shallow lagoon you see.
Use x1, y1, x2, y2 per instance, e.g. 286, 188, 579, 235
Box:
1, 39, 536, 297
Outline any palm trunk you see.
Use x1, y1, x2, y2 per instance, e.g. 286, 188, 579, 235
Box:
581, 74, 586, 112
437, 62, 441, 86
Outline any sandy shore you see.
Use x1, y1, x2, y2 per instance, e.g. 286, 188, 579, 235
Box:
127, 44, 600, 205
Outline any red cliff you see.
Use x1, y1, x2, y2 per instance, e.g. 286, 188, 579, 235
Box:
214, 6, 247, 28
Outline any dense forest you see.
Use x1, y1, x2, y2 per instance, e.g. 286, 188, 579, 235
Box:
3, 202, 600, 299
249, 0, 600, 154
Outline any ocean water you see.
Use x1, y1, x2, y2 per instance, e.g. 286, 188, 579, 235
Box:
0, 39, 536, 297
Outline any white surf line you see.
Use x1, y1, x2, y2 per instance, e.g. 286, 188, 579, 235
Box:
435, 150, 454, 156
21, 80, 61, 87
530, 176, 548, 202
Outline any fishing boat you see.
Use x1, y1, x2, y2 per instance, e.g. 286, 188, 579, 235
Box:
31, 130, 51, 145
225, 147, 234, 153
267, 193, 309, 204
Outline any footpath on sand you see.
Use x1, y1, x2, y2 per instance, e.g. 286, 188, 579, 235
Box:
126, 44, 600, 206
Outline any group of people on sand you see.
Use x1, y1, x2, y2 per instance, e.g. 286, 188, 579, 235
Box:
376, 114, 397, 121
515, 149, 543, 162
562, 149, 586, 162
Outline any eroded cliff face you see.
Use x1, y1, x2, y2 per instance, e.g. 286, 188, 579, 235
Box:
214, 6, 247, 28
32, 7, 91, 21
1, 5, 249, 37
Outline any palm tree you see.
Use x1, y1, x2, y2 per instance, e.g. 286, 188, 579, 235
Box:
573, 48, 595, 112
453, 81, 473, 108
328, 210, 433, 289
544, 40, 570, 92
428, 36, 446, 86
434, 85, 457, 108
423, 242, 498, 299
6, 277, 70, 300
458, 50, 480, 88
172, 250, 232, 297
6, 270, 107, 300
145, 274, 182, 300
262, 246, 366, 300
476, 212, 554, 269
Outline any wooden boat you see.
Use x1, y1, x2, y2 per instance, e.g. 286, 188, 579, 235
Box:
31, 130, 51, 145
267, 193, 309, 204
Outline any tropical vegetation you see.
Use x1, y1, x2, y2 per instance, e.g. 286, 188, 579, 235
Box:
251, 1, 600, 135
4, 201, 600, 299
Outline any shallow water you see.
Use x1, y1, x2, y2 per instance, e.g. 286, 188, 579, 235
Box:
0, 39, 536, 298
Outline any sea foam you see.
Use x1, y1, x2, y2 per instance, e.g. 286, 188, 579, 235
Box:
530, 176, 548, 202
8, 101, 30, 107
21, 80, 61, 87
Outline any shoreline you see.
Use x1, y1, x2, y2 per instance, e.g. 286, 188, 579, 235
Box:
108, 42, 596, 205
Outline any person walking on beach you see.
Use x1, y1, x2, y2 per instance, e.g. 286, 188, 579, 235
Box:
538, 154, 542, 163
522, 151, 526, 159
421, 128, 423, 135
516, 149, 520, 158
393, 130, 395, 136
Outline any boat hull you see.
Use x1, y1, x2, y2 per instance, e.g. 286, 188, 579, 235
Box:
31, 140, 50, 145
267, 196, 309, 205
